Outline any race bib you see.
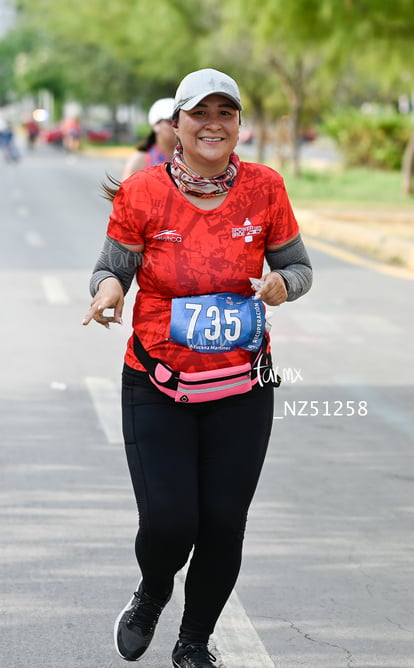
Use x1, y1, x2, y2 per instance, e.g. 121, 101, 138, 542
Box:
170, 292, 265, 353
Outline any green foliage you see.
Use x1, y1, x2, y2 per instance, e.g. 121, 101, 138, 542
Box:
284, 167, 413, 205
14, 0, 207, 98
135, 122, 151, 140
322, 109, 412, 170
0, 26, 42, 104
0, 38, 16, 104
1, 0, 414, 186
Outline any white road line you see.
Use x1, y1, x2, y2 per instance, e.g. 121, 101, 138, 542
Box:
41, 275, 71, 304
213, 589, 275, 667
25, 231, 45, 247
177, 560, 275, 667
84, 376, 122, 444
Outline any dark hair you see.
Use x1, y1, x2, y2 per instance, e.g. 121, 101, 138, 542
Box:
136, 129, 156, 152
101, 173, 121, 202
101, 129, 158, 202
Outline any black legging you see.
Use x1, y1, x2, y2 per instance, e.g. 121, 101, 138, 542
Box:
121, 364, 274, 643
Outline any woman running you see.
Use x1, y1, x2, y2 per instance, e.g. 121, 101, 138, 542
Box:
83, 68, 312, 667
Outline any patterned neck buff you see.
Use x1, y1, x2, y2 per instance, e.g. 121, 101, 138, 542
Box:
170, 143, 240, 198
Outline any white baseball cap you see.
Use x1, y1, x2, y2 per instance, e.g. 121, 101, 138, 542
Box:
173, 68, 242, 117
148, 98, 175, 127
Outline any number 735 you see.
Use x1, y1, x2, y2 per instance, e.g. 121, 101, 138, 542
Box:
185, 303, 242, 342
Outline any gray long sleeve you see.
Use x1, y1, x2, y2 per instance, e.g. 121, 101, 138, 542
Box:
89, 235, 142, 297
265, 234, 312, 301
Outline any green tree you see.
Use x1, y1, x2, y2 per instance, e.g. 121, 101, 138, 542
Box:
273, 0, 414, 191
199, 0, 341, 173
0, 32, 19, 105
6, 0, 414, 191
14, 0, 209, 102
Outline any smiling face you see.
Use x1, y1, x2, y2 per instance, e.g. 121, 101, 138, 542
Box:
173, 94, 240, 177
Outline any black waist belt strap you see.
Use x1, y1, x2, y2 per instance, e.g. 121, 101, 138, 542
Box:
133, 333, 281, 390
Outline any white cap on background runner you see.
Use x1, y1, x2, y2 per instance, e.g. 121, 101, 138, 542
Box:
148, 98, 175, 127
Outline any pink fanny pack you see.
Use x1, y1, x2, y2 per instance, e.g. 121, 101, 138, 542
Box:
133, 334, 279, 403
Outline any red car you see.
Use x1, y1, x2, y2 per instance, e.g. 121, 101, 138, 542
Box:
85, 128, 112, 143
41, 127, 64, 145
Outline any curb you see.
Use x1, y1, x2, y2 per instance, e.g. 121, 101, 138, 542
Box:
81, 146, 134, 159
296, 208, 414, 272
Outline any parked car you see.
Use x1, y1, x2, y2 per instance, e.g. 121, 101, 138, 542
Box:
41, 125, 112, 146
85, 128, 112, 143
41, 127, 63, 145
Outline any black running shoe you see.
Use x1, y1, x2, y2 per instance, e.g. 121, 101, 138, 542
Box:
114, 580, 172, 661
172, 641, 217, 667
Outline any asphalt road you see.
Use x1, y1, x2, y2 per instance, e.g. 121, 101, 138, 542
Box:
1, 145, 414, 668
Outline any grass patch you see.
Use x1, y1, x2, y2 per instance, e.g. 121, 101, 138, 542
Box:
282, 167, 413, 208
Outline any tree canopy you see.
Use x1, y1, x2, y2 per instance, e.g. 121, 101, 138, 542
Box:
2, 0, 414, 187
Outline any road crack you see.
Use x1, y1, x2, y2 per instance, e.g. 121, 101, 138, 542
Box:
385, 616, 414, 638
281, 617, 355, 667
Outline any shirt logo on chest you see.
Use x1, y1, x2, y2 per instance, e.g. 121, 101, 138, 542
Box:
232, 218, 262, 243
153, 229, 182, 242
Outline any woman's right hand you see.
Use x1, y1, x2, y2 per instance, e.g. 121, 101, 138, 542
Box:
82, 277, 124, 328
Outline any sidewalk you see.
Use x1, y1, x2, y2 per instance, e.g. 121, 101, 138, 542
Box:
296, 205, 414, 272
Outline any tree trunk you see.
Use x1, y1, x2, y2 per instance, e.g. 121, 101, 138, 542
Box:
290, 100, 301, 177
267, 54, 304, 177
255, 119, 267, 164
401, 129, 414, 195
251, 100, 267, 164
110, 106, 119, 142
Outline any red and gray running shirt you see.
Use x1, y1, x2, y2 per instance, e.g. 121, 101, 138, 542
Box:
107, 161, 299, 373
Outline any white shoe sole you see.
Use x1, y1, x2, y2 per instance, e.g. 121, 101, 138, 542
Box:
113, 579, 143, 661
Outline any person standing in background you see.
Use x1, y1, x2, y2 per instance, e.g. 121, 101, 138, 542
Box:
0, 120, 19, 162
61, 117, 81, 152
24, 118, 40, 149
122, 98, 176, 180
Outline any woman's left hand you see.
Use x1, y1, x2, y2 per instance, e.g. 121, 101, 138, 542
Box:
257, 271, 288, 306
